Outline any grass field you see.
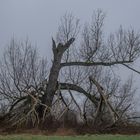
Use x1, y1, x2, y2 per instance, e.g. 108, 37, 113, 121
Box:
0, 135, 140, 140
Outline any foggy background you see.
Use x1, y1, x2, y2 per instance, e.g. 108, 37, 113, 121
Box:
0, 0, 140, 108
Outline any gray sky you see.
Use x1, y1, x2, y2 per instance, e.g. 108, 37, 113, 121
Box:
0, 0, 140, 57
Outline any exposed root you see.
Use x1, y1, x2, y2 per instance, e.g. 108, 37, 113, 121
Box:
4, 90, 51, 128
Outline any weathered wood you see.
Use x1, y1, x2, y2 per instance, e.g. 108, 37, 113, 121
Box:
89, 76, 120, 124
39, 38, 75, 119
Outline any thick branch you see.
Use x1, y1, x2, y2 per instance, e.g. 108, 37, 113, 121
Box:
9, 96, 27, 112
93, 96, 103, 125
41, 38, 75, 108
61, 60, 133, 68
60, 82, 99, 106
89, 76, 120, 123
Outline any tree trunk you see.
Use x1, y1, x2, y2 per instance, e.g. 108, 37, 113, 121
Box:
39, 38, 75, 120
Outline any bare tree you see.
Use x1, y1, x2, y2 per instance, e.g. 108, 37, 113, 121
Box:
0, 10, 140, 129
0, 39, 49, 126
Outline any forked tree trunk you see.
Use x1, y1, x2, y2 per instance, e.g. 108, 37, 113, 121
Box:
39, 38, 75, 120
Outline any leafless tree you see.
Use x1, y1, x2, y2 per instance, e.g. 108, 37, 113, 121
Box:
0, 10, 140, 129
0, 39, 49, 126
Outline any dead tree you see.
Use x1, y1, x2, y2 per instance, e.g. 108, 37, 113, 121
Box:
0, 10, 140, 129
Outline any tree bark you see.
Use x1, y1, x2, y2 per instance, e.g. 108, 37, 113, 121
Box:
89, 76, 120, 124
39, 38, 75, 119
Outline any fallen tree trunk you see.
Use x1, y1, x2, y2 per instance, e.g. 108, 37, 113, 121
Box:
89, 76, 120, 124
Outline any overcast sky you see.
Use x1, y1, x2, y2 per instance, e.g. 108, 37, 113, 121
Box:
0, 0, 140, 57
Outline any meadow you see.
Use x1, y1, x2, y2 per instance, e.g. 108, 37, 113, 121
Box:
0, 135, 140, 140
